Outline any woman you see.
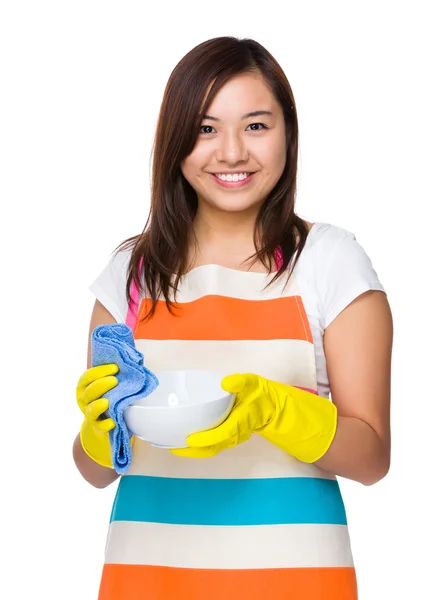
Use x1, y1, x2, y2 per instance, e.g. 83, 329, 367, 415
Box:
73, 36, 393, 600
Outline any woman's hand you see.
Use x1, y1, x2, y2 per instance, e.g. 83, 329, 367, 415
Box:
77, 364, 119, 468
170, 374, 274, 458
170, 373, 337, 461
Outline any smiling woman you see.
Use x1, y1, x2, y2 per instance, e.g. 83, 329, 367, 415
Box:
74, 36, 393, 600
120, 36, 305, 310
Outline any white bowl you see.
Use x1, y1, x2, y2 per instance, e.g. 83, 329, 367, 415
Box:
123, 370, 235, 448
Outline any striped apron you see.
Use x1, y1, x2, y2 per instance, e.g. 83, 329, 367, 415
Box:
98, 264, 358, 599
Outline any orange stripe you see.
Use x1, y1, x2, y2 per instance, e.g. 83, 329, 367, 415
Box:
99, 565, 357, 600
135, 296, 313, 343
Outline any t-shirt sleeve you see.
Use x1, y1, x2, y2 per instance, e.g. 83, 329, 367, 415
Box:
318, 229, 386, 329
89, 249, 131, 323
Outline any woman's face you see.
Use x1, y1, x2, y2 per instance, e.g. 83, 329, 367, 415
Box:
181, 72, 287, 216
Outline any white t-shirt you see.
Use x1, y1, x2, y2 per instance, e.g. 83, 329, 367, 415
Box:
89, 222, 385, 398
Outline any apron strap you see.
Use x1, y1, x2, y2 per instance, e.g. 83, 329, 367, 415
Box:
125, 259, 142, 332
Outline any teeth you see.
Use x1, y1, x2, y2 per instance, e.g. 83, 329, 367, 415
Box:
215, 172, 250, 182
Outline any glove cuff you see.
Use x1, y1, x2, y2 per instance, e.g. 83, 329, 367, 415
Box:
80, 418, 114, 469
259, 386, 338, 463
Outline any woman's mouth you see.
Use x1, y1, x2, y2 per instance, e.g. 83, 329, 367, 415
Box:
209, 172, 255, 188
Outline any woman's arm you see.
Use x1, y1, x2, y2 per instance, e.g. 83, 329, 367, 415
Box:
72, 299, 121, 489
315, 290, 393, 485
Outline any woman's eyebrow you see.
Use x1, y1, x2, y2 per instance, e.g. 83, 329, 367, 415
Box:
202, 110, 273, 122
241, 110, 273, 120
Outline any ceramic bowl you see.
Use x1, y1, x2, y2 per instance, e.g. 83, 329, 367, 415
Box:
123, 370, 235, 448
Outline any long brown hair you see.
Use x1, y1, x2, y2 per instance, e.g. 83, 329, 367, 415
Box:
116, 36, 309, 317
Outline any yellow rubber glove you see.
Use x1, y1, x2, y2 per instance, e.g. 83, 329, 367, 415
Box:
76, 364, 119, 468
171, 373, 337, 463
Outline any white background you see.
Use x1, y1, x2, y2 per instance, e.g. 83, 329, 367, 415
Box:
1, 1, 443, 598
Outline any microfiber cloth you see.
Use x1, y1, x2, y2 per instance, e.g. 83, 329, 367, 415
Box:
91, 323, 159, 474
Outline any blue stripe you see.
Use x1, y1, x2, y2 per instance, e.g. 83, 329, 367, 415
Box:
110, 475, 347, 526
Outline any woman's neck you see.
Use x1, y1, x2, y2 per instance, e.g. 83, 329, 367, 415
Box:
193, 205, 257, 243
190, 207, 266, 272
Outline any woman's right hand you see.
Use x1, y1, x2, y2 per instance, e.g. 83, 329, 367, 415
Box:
76, 364, 119, 468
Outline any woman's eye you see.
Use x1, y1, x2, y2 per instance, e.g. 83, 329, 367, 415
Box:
246, 123, 268, 131
200, 125, 216, 134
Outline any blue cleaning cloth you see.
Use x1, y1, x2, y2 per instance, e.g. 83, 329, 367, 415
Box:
91, 323, 159, 474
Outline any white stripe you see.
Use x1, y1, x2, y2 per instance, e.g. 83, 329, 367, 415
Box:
128, 434, 336, 480
128, 433, 335, 480
156, 264, 301, 303
105, 521, 353, 569
135, 339, 317, 389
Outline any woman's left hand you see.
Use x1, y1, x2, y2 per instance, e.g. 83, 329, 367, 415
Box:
170, 373, 275, 458
170, 373, 338, 462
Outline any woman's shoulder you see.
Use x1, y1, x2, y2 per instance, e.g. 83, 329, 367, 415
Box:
109, 245, 133, 268
297, 220, 385, 328
301, 220, 379, 273
296, 220, 357, 269
89, 245, 134, 323
304, 221, 356, 249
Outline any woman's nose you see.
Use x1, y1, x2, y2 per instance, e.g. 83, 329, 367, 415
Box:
215, 131, 249, 165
